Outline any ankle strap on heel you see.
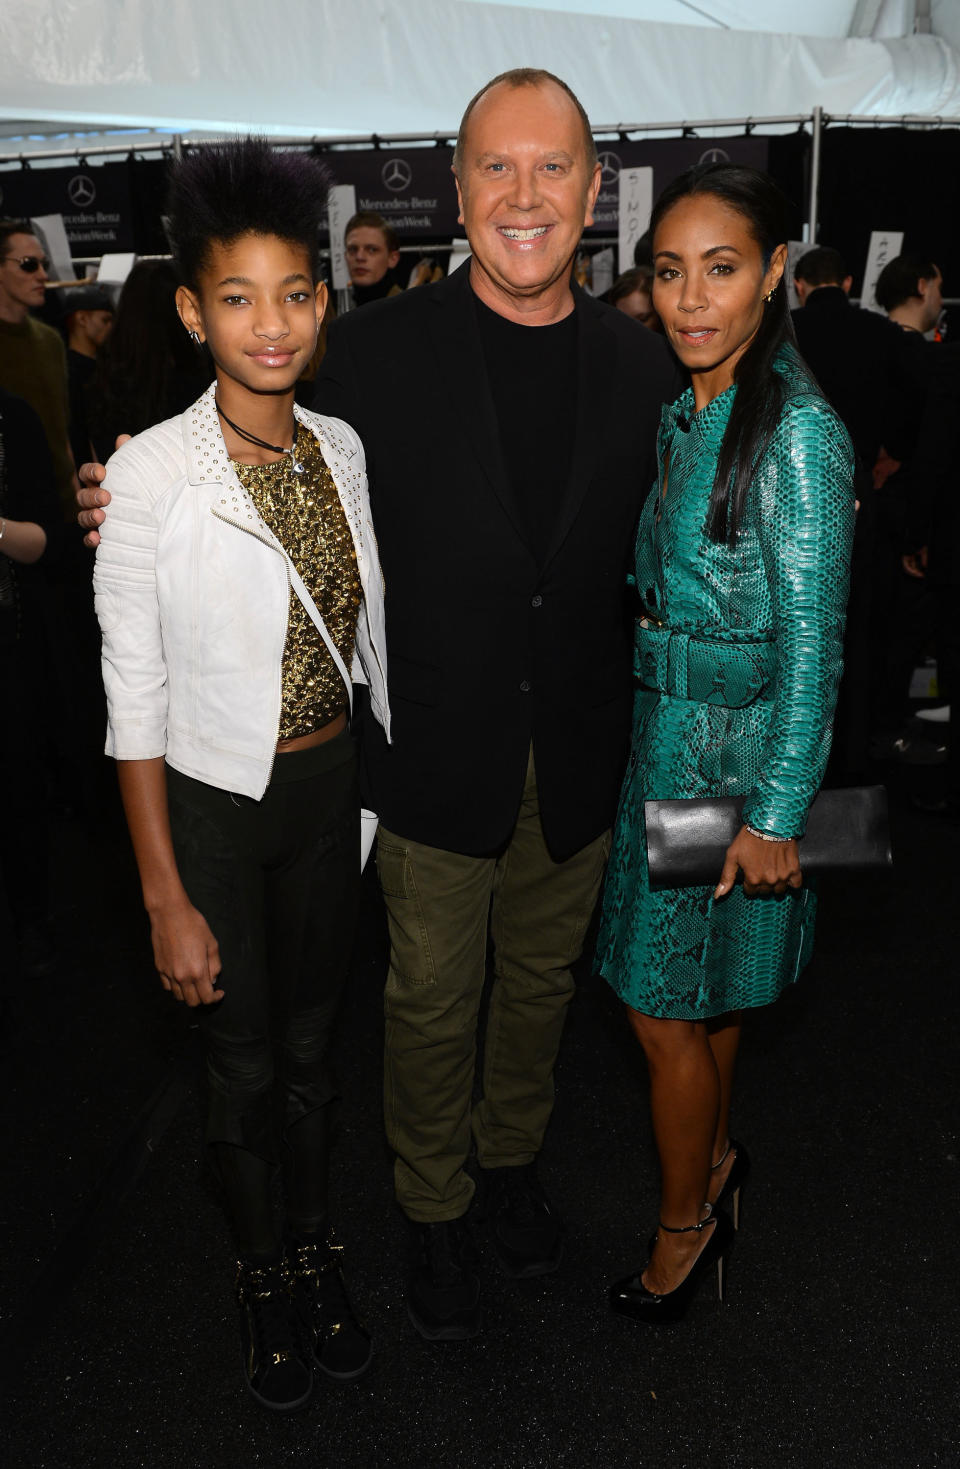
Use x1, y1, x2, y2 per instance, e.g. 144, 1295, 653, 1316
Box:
658, 1205, 714, 1235
711, 1143, 732, 1170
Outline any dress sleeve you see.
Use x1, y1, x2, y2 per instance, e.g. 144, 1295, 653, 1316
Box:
92, 441, 168, 760
740, 396, 855, 839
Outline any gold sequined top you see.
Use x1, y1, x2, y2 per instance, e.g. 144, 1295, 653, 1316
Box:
232, 428, 361, 740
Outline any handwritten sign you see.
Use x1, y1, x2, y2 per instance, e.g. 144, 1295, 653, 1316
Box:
327, 184, 357, 292
861, 230, 903, 313
590, 246, 615, 298
618, 167, 653, 276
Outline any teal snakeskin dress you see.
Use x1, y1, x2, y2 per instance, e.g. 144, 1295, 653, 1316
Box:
596, 347, 855, 1018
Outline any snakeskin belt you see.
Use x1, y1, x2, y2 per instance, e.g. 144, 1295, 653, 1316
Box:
634, 619, 776, 708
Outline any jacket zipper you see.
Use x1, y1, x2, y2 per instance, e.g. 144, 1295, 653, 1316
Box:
210, 506, 286, 773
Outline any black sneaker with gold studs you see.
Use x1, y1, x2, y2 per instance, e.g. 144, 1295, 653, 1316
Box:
287, 1233, 373, 1382
234, 1257, 313, 1411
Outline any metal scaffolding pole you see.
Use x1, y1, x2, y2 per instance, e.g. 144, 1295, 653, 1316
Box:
3, 111, 957, 168
1, 115, 815, 165
808, 105, 823, 244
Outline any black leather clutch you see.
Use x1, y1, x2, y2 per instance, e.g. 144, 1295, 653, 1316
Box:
644, 786, 892, 888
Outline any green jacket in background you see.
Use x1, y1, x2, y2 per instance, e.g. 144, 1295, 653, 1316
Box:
0, 314, 74, 517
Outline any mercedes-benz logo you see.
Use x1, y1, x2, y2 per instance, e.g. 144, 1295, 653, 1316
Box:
381, 158, 412, 193
698, 147, 731, 166
68, 173, 96, 207
598, 150, 622, 187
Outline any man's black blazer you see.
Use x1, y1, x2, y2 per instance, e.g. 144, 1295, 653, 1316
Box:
314, 263, 678, 860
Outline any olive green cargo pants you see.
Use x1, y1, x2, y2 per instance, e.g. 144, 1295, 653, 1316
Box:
376, 748, 610, 1222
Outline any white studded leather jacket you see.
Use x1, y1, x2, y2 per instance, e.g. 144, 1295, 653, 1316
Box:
93, 383, 390, 800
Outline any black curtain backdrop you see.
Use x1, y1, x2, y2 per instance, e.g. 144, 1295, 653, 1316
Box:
767, 130, 810, 243
817, 126, 960, 296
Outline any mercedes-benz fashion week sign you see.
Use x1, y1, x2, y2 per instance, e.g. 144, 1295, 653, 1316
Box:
318, 135, 769, 242
320, 149, 458, 240
0, 163, 132, 251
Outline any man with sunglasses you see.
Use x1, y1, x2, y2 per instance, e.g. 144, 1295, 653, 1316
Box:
0, 220, 76, 513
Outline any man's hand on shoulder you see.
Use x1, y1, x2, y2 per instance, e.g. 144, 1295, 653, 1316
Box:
76, 434, 130, 548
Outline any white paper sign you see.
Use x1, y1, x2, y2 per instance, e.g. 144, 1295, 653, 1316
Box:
618, 167, 653, 276
785, 240, 809, 311
327, 185, 357, 292
30, 214, 73, 282
590, 246, 615, 299
447, 239, 471, 275
97, 252, 137, 286
861, 230, 903, 313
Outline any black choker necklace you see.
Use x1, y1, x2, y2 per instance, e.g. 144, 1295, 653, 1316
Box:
215, 400, 305, 474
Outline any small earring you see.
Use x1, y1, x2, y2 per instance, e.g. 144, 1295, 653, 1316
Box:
188, 329, 202, 346
763, 288, 776, 304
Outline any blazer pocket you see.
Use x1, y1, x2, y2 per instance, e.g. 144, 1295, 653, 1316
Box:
388, 654, 443, 708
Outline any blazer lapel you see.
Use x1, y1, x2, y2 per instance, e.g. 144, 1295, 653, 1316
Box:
541, 286, 616, 571
425, 266, 533, 553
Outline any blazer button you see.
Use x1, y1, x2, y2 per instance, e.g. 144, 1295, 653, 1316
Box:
519, 680, 532, 693
531, 594, 543, 608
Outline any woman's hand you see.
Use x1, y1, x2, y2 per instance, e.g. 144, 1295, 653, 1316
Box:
714, 825, 802, 900
148, 897, 224, 1007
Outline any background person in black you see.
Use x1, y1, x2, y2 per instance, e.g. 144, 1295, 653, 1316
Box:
791, 245, 925, 778
0, 389, 63, 991
63, 286, 114, 471
313, 69, 678, 1341
900, 342, 960, 819
791, 247, 922, 480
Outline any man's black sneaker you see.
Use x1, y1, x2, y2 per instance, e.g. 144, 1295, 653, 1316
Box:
287, 1233, 373, 1382
481, 1162, 564, 1279
407, 1217, 482, 1341
234, 1257, 313, 1411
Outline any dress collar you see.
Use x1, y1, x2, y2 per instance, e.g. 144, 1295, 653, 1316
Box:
660, 381, 736, 452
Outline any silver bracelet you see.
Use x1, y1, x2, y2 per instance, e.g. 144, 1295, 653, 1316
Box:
0, 517, 5, 540
745, 823, 791, 843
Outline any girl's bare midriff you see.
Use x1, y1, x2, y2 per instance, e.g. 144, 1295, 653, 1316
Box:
275, 710, 347, 754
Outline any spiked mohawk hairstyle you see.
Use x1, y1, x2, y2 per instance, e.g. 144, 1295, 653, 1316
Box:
166, 136, 331, 288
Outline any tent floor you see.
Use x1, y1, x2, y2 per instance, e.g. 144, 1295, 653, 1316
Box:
2, 751, 957, 1469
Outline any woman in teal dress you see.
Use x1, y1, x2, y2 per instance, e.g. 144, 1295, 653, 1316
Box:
597, 164, 855, 1323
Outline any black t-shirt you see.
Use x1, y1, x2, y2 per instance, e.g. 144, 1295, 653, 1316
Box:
474, 291, 578, 567
67, 348, 97, 470
0, 388, 61, 645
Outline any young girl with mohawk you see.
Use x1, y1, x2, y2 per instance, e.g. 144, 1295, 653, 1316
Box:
94, 138, 389, 1410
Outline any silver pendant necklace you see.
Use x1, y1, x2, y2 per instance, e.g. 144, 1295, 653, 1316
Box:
215, 400, 305, 474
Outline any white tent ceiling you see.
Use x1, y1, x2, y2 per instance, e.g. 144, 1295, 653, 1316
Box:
1, 0, 959, 148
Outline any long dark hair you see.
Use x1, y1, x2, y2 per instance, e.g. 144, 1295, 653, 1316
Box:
88, 260, 204, 453
651, 163, 807, 545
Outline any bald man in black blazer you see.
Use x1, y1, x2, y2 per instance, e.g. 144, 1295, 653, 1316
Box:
314, 70, 678, 1343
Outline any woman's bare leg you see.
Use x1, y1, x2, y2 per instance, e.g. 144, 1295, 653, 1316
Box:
626, 1007, 719, 1294
705, 1011, 742, 1202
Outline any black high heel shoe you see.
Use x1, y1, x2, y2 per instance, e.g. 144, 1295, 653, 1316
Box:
711, 1140, 751, 1229
609, 1207, 733, 1325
